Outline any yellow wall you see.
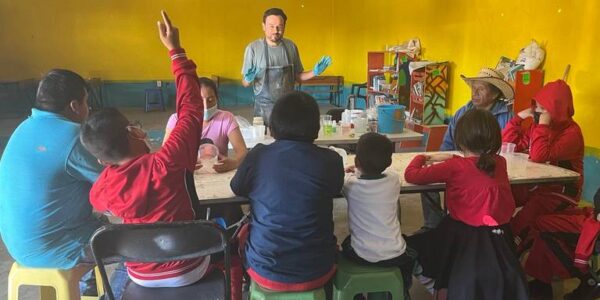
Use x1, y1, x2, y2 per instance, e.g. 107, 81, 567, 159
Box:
1, 0, 599, 147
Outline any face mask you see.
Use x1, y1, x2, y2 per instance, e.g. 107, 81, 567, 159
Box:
204, 105, 217, 120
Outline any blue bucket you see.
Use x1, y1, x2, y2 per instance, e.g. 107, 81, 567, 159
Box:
377, 104, 406, 134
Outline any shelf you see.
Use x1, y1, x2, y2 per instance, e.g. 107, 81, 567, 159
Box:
367, 88, 398, 97
368, 69, 399, 73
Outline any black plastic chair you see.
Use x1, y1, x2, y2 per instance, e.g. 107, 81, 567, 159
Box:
185, 170, 207, 220
91, 221, 231, 300
348, 83, 367, 109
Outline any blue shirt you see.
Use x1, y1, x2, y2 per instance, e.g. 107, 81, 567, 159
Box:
440, 100, 513, 151
0, 109, 103, 268
231, 139, 344, 283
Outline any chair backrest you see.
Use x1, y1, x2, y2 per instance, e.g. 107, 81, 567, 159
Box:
184, 170, 206, 220
91, 220, 230, 300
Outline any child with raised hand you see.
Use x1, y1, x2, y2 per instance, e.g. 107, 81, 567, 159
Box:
342, 132, 415, 299
404, 108, 528, 300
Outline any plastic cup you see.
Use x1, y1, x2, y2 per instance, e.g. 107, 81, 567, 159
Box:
198, 144, 219, 168
501, 142, 516, 154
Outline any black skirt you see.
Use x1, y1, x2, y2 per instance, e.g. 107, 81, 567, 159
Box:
406, 217, 529, 300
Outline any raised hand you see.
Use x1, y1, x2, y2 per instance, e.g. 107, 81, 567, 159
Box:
313, 55, 332, 76
157, 10, 180, 51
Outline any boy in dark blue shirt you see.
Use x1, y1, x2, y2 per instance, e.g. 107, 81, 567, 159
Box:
231, 91, 344, 291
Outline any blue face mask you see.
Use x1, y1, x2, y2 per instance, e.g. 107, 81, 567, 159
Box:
204, 105, 217, 120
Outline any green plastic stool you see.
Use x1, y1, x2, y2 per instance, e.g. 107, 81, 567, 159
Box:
333, 255, 404, 300
249, 280, 327, 300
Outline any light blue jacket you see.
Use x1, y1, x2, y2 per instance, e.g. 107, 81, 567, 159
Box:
440, 101, 513, 151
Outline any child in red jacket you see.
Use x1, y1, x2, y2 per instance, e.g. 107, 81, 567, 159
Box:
405, 109, 527, 300
502, 80, 584, 252
524, 188, 600, 300
80, 11, 241, 299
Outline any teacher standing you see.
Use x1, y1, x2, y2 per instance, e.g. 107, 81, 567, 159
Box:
241, 8, 332, 125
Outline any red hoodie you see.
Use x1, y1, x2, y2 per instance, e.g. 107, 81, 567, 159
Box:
502, 80, 584, 199
90, 48, 206, 281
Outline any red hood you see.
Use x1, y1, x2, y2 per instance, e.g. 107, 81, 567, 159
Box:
533, 80, 574, 124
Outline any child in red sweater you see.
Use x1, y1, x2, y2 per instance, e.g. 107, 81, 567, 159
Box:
79, 11, 241, 299
404, 109, 527, 300
524, 187, 600, 300
502, 80, 584, 253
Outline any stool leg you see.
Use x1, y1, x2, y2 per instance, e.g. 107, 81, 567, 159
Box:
8, 274, 20, 300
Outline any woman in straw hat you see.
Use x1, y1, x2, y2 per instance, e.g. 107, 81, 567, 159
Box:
420, 68, 515, 232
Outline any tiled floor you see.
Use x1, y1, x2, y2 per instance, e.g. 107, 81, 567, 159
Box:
0, 105, 579, 299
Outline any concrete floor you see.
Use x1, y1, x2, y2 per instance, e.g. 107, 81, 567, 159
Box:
0, 105, 580, 299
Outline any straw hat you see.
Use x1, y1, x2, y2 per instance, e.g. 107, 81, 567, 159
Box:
461, 68, 514, 100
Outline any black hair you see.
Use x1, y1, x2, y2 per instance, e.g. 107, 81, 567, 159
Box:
356, 132, 394, 176
80, 107, 130, 163
454, 108, 502, 177
594, 187, 600, 216
197, 77, 219, 99
263, 8, 287, 24
270, 91, 319, 142
200, 138, 215, 145
34, 69, 88, 113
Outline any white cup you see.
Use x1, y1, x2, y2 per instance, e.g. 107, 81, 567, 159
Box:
198, 144, 219, 168
501, 142, 516, 154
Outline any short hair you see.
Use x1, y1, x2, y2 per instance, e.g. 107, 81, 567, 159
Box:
80, 108, 130, 163
356, 132, 394, 175
263, 8, 287, 24
35, 69, 88, 113
198, 77, 219, 99
454, 108, 502, 176
270, 91, 319, 142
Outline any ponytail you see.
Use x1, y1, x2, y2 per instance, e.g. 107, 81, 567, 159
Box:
476, 152, 496, 177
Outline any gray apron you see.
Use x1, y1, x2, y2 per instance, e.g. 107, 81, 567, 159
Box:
254, 39, 295, 126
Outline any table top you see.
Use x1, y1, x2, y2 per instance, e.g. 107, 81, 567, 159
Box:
193, 152, 581, 205
235, 129, 423, 149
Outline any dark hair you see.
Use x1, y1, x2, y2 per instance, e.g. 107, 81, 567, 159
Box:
263, 8, 287, 24
356, 132, 394, 175
80, 108, 130, 163
200, 138, 214, 145
35, 69, 88, 113
197, 77, 219, 99
270, 91, 319, 142
454, 108, 502, 176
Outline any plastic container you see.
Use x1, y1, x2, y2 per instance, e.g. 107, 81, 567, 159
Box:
377, 104, 406, 134
198, 144, 219, 168
501, 142, 516, 154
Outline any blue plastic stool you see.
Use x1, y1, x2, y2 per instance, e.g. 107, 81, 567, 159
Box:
144, 88, 165, 112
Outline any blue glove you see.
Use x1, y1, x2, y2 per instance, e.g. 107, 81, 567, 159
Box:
313, 55, 332, 76
243, 65, 261, 83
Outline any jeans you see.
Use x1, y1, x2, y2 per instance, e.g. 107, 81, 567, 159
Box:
420, 192, 445, 229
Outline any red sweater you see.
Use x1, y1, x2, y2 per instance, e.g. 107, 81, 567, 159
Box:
90, 49, 205, 281
405, 154, 515, 227
502, 80, 584, 199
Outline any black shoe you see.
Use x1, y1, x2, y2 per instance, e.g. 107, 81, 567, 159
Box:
564, 277, 600, 300
528, 280, 553, 300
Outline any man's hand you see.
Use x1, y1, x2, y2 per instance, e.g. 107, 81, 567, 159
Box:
313, 56, 332, 76
517, 107, 534, 119
157, 10, 180, 51
538, 111, 552, 125
243, 65, 261, 83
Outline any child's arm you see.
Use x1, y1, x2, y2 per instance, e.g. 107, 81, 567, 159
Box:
404, 154, 455, 185
574, 217, 600, 274
154, 11, 203, 171
230, 144, 264, 197
529, 124, 583, 163
502, 114, 531, 153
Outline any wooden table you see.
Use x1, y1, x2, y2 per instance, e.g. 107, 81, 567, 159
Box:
296, 76, 344, 106
236, 128, 423, 149
193, 152, 581, 205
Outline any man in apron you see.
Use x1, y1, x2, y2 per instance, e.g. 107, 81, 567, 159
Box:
241, 7, 332, 126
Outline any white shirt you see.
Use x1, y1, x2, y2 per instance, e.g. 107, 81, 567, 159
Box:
343, 170, 406, 262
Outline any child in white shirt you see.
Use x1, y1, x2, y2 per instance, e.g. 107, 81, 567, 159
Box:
342, 132, 415, 299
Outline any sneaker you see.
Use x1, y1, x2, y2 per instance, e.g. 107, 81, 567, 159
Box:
564, 277, 600, 300
528, 280, 553, 300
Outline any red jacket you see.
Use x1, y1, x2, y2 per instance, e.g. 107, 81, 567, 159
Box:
405, 154, 515, 227
502, 80, 584, 199
90, 49, 205, 281
574, 189, 600, 272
